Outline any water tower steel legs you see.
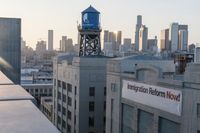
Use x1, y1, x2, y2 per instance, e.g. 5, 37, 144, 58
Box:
79, 31, 101, 56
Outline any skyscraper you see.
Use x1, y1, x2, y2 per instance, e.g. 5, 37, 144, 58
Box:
0, 17, 21, 84
116, 31, 122, 51
179, 30, 188, 51
60, 36, 67, 52
160, 29, 170, 52
103, 30, 109, 43
170, 23, 179, 52
135, 15, 142, 51
170, 23, 188, 52
48, 30, 53, 51
139, 25, 148, 51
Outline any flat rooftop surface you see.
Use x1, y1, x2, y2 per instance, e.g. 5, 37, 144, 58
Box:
0, 85, 34, 101
0, 71, 13, 85
0, 100, 60, 133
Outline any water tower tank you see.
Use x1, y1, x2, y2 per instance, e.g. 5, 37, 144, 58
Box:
81, 5, 100, 30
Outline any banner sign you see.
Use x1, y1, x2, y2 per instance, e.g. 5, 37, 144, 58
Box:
122, 80, 182, 116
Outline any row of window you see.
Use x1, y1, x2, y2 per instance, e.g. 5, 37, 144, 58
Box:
57, 80, 76, 94
121, 104, 180, 133
89, 87, 107, 96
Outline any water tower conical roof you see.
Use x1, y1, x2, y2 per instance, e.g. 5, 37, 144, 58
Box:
82, 5, 100, 13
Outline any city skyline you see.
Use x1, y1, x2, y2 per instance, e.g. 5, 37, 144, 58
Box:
0, 0, 199, 49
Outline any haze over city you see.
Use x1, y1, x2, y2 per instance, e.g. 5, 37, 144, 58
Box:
0, 0, 199, 49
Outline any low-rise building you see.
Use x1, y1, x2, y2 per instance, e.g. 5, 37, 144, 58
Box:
105, 55, 200, 133
41, 97, 53, 122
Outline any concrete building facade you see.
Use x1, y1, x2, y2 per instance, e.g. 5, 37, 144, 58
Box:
105, 55, 200, 133
53, 55, 107, 133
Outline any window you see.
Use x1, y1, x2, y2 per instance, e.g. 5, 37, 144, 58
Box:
75, 100, 77, 110
58, 80, 61, 87
75, 86, 77, 95
68, 110, 72, 120
197, 103, 200, 117
89, 87, 95, 96
104, 101, 106, 111
68, 97, 72, 106
67, 124, 71, 133
74, 115, 76, 125
58, 104, 61, 112
54, 79, 56, 86
89, 116, 94, 127
57, 116, 61, 124
104, 87, 107, 96
138, 110, 154, 133
121, 104, 134, 133
58, 92, 61, 100
63, 107, 66, 115
62, 82, 66, 90
63, 94, 66, 102
111, 99, 114, 133
158, 117, 180, 133
67, 83, 72, 92
111, 83, 117, 92
89, 102, 95, 112
62, 120, 66, 129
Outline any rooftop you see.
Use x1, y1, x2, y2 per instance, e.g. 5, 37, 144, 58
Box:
0, 71, 13, 85
113, 54, 163, 61
0, 71, 60, 133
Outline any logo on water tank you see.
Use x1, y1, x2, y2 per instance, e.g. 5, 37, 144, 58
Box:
83, 13, 89, 24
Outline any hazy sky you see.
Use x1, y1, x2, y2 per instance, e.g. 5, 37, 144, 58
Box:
0, 0, 199, 49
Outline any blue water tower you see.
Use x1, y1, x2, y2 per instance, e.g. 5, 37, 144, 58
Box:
78, 6, 102, 56
81, 5, 100, 30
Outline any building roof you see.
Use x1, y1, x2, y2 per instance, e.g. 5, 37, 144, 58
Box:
0, 71, 13, 85
0, 100, 59, 133
113, 54, 162, 61
0, 85, 34, 101
82, 5, 100, 13
0, 70, 60, 133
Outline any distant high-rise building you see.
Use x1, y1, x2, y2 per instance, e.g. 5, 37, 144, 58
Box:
116, 31, 122, 51
21, 38, 26, 50
0, 18, 21, 84
103, 30, 109, 43
48, 30, 53, 51
60, 36, 67, 52
189, 44, 195, 53
117, 31, 122, 45
148, 36, 158, 53
67, 38, 73, 52
195, 44, 200, 63
135, 15, 142, 51
170, 23, 188, 52
139, 25, 148, 51
36, 40, 46, 55
160, 29, 170, 51
179, 30, 188, 51
170, 23, 179, 52
60, 36, 73, 53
